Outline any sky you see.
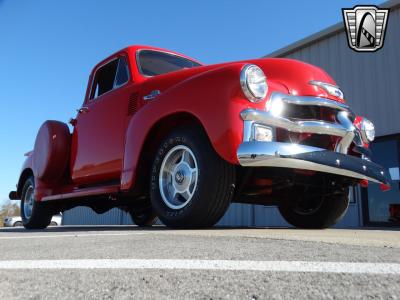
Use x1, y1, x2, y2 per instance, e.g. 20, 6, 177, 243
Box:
0, 0, 381, 205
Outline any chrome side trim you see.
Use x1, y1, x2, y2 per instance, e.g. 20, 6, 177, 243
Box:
270, 92, 350, 111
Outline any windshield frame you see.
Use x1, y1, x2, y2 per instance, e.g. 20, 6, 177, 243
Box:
136, 49, 202, 77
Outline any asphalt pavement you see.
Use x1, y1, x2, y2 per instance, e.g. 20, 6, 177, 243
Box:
0, 226, 399, 299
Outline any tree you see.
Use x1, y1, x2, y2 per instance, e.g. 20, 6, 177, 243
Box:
0, 200, 21, 227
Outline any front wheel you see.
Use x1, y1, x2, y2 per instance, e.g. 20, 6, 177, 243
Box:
21, 176, 54, 229
278, 187, 350, 229
150, 127, 236, 228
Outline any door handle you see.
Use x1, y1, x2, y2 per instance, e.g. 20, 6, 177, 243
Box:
143, 90, 161, 101
77, 106, 89, 114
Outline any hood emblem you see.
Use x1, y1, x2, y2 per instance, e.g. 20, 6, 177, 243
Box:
309, 81, 344, 99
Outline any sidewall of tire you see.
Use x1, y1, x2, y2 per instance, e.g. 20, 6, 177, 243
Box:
129, 208, 157, 227
278, 190, 350, 229
150, 128, 235, 228
21, 177, 53, 229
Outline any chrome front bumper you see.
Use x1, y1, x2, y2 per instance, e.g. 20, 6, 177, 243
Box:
238, 92, 390, 185
237, 142, 391, 184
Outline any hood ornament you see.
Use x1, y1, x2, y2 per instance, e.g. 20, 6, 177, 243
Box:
309, 80, 344, 99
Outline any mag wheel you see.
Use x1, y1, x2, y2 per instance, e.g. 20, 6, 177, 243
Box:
150, 127, 236, 228
278, 187, 350, 229
21, 176, 53, 229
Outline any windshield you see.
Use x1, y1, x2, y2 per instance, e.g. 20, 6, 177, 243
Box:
137, 50, 201, 76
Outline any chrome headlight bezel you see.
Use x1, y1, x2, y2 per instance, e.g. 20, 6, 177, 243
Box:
240, 64, 268, 102
360, 118, 375, 143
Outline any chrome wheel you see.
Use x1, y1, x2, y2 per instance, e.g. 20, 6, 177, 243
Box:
23, 185, 34, 220
159, 145, 198, 209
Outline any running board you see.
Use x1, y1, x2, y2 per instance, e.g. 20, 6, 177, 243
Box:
41, 185, 120, 202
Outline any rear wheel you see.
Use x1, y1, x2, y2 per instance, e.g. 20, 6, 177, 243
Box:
13, 221, 22, 227
150, 127, 236, 228
278, 186, 350, 229
21, 176, 53, 229
128, 206, 157, 227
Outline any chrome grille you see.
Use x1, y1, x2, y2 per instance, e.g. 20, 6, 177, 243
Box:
241, 92, 362, 154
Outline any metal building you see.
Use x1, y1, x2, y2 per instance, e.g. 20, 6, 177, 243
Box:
63, 0, 400, 228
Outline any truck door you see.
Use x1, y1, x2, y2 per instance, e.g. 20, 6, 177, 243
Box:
70, 55, 131, 186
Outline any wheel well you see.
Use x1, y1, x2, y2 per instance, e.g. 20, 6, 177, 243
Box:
133, 112, 208, 195
17, 168, 33, 198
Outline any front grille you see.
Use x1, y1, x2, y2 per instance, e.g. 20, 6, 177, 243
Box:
276, 129, 340, 150
282, 104, 356, 123
282, 104, 336, 122
241, 92, 359, 155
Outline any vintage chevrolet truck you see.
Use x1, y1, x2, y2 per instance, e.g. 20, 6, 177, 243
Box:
9, 45, 391, 229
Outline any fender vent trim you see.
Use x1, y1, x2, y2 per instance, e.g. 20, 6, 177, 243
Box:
128, 93, 138, 116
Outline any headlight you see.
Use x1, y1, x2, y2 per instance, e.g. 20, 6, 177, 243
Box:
361, 118, 375, 142
309, 80, 344, 99
240, 64, 268, 102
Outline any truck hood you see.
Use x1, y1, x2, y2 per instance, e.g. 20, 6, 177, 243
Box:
248, 58, 344, 103
141, 58, 344, 103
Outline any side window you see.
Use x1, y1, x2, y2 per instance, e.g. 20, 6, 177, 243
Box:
114, 56, 129, 87
90, 56, 130, 100
91, 59, 118, 99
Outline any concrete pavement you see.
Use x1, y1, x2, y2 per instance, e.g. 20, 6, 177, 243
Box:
0, 226, 399, 299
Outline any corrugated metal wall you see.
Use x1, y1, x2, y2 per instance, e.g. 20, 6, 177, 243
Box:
62, 207, 134, 225
63, 6, 399, 228
279, 7, 400, 137
63, 189, 359, 228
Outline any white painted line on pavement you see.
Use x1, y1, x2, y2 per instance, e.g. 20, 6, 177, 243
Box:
0, 232, 148, 240
0, 259, 399, 274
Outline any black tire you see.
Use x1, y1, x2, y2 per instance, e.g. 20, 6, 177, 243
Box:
150, 127, 236, 228
128, 207, 157, 227
278, 187, 350, 229
13, 221, 23, 227
50, 221, 58, 226
21, 176, 53, 229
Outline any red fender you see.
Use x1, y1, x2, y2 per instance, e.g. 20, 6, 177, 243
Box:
120, 63, 287, 190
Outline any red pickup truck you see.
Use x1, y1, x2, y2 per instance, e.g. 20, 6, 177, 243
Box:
9, 45, 390, 229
